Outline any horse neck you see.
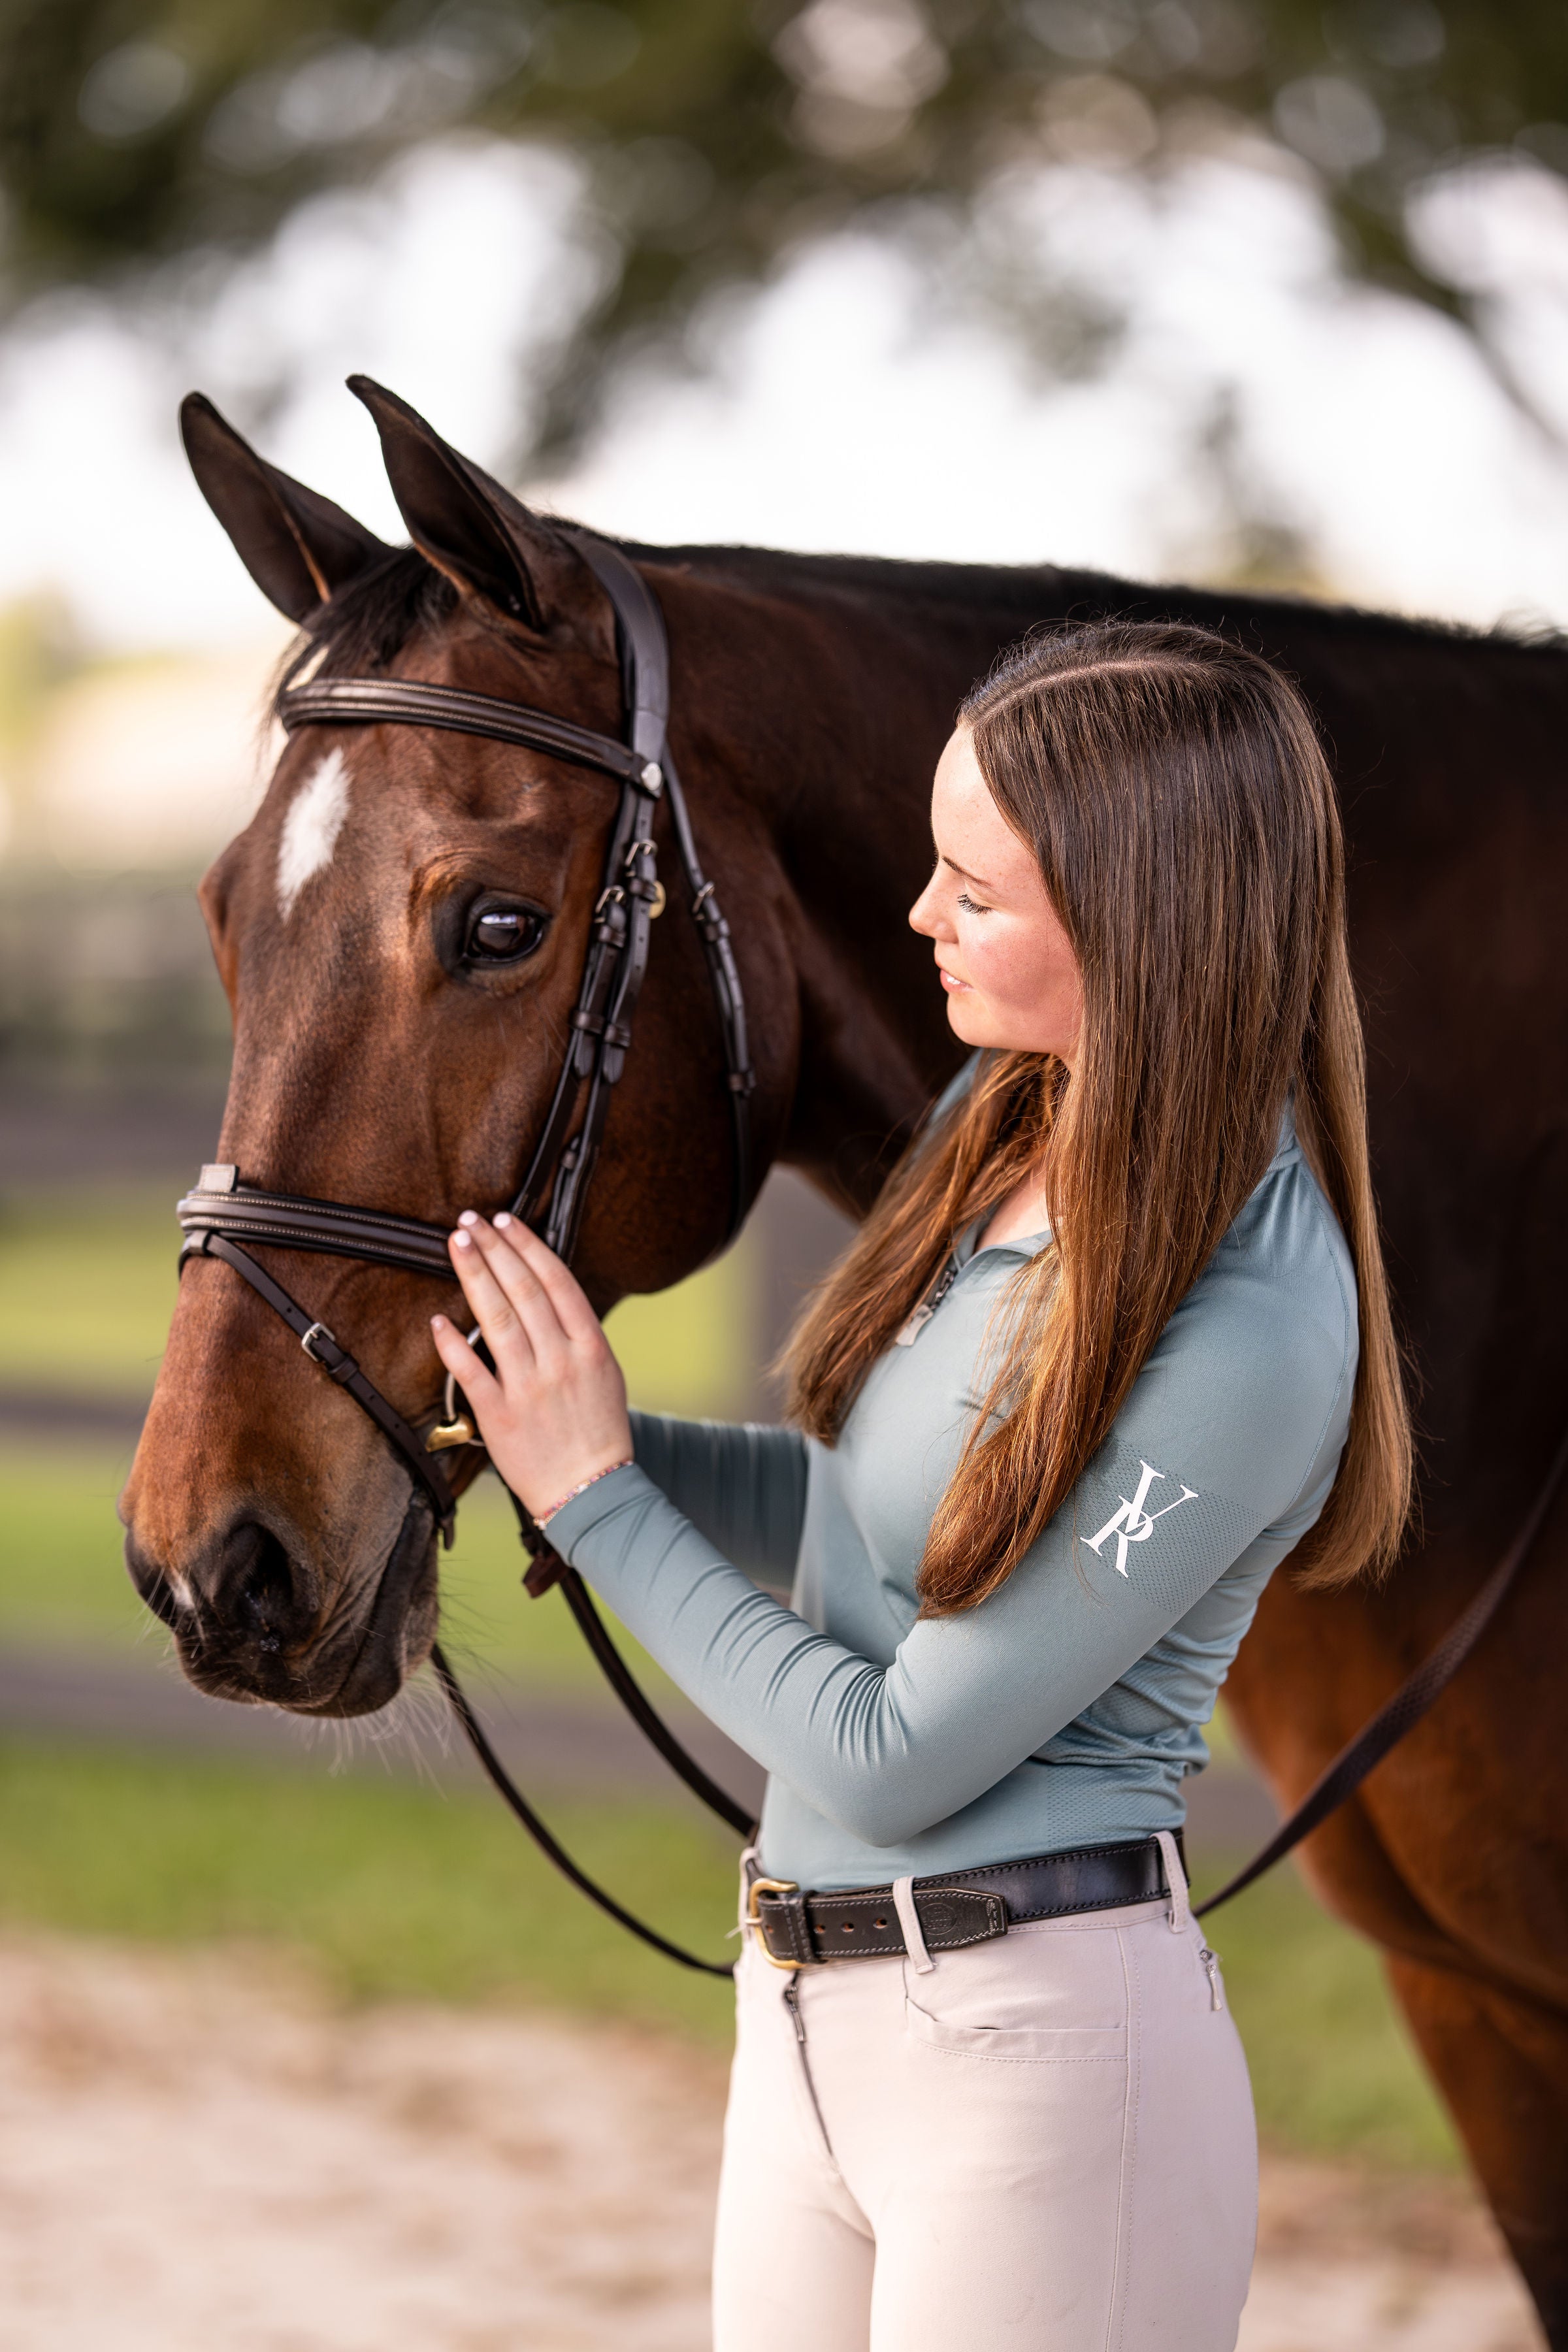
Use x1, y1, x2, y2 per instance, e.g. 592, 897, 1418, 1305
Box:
645, 549, 1053, 1209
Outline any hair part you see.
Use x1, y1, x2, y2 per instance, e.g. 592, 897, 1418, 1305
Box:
786, 619, 1413, 1616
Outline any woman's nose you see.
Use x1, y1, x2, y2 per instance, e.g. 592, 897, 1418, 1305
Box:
909, 885, 951, 939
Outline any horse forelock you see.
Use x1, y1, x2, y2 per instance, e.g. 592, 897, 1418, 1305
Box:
276, 544, 457, 707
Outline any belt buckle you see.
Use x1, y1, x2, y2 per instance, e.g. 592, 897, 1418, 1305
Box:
746, 1875, 810, 1971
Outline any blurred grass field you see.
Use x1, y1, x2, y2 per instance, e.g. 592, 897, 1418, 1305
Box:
0, 1181, 1460, 2170
0, 1731, 1458, 2166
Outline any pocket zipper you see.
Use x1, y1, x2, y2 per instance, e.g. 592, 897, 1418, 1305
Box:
781, 1978, 837, 2155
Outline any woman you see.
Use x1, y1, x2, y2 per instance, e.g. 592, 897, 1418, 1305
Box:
430, 619, 1412, 2351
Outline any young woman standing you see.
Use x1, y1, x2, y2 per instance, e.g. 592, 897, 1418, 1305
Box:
430, 619, 1412, 2351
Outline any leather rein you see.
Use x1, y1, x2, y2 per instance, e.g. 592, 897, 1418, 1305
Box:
178, 527, 754, 1974
174, 524, 1567, 1963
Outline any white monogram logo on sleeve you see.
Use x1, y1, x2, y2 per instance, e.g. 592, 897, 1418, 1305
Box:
1085, 1460, 1199, 1578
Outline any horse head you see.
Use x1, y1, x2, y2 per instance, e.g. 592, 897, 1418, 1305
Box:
121, 380, 790, 1716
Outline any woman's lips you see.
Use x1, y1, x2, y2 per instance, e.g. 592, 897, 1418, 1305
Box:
938, 966, 968, 991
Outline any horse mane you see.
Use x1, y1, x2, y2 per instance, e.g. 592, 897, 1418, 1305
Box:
276, 531, 1565, 715
626, 541, 1568, 658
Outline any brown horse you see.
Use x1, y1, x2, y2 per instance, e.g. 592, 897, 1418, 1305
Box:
122, 380, 1568, 2340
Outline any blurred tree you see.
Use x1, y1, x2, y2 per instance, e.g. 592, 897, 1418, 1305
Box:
1, 0, 1565, 441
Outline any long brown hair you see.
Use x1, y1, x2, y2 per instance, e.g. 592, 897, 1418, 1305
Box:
787, 620, 1412, 1616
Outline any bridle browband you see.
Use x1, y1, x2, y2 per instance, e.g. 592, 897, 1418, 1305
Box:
178, 528, 755, 1546
173, 528, 756, 1974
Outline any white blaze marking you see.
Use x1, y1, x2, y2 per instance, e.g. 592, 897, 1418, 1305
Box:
276, 749, 350, 919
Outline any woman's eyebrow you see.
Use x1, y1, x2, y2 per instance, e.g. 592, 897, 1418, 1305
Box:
939, 853, 996, 891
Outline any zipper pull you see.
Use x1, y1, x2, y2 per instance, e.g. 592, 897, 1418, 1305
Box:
1198, 1944, 1224, 2012
782, 1980, 808, 2043
894, 1256, 958, 1347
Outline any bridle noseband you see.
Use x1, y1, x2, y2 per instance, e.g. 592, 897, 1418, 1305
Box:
176, 529, 755, 1548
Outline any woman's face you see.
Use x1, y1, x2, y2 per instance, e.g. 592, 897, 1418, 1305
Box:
909, 727, 1083, 1067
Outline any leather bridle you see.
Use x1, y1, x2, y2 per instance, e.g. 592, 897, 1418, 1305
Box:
174, 528, 757, 1974
177, 529, 754, 1550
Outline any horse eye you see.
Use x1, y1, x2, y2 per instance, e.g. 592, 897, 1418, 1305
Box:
465, 907, 544, 963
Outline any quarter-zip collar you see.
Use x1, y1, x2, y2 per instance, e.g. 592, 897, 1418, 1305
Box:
953, 1215, 1051, 1270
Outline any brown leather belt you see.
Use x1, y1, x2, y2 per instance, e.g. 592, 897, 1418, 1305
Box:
746, 1835, 1181, 1970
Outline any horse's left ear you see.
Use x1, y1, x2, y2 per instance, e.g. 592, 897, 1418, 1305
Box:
348, 375, 588, 634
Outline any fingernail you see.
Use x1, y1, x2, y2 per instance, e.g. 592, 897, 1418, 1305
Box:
453, 1231, 472, 1250
457, 1210, 480, 1228
431, 1315, 446, 1330
494, 1211, 512, 1229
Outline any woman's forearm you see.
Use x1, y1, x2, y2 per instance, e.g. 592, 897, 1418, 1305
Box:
627, 1412, 808, 1586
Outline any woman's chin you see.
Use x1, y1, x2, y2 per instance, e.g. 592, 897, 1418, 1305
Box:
945, 1000, 1041, 1054
945, 996, 990, 1045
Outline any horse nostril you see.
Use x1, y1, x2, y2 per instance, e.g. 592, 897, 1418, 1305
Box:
222, 1520, 304, 1650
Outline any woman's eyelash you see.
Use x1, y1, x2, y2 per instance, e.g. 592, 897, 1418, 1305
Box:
956, 890, 990, 915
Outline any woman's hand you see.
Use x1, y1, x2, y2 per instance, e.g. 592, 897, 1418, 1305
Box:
430, 1211, 632, 1524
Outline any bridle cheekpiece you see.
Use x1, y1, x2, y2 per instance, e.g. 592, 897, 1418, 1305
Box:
176, 528, 755, 1548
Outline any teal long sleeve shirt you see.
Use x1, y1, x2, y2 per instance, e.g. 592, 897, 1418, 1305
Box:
547, 1106, 1356, 1893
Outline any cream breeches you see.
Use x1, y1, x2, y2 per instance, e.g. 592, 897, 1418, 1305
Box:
712, 1859, 1257, 2351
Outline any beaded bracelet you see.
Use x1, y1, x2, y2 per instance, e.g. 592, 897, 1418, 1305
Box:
536, 1457, 634, 1527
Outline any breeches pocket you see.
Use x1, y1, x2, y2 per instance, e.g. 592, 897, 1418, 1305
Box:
900, 1910, 1137, 2064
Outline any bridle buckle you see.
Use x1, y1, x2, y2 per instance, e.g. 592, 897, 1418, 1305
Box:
300, 1321, 336, 1364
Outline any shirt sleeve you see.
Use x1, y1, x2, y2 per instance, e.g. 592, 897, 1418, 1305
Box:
552, 1246, 1354, 1852
627, 1411, 808, 1589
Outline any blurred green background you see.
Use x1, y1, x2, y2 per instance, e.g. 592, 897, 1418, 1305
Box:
0, 1173, 1459, 2170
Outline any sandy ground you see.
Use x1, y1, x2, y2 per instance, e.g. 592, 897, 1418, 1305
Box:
0, 1934, 1543, 2352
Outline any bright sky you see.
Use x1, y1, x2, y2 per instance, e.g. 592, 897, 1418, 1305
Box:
3, 129, 1567, 868
2, 130, 1567, 657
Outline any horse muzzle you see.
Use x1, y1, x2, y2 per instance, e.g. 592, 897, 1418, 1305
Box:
124, 1489, 440, 1716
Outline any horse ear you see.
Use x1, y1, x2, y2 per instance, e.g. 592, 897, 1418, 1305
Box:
180, 393, 391, 623
348, 374, 581, 634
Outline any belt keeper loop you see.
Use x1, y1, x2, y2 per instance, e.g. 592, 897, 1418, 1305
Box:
1154, 1831, 1190, 1934
738, 1845, 760, 1944
892, 1876, 935, 1974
